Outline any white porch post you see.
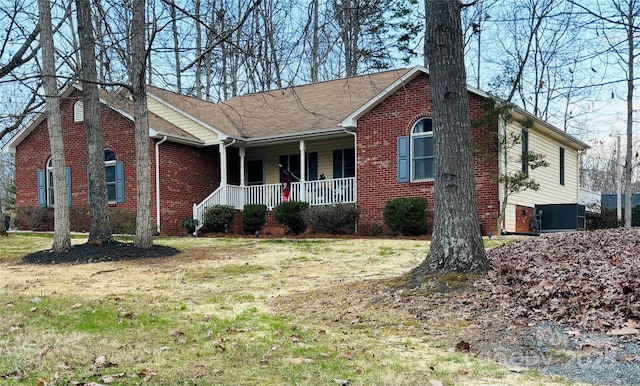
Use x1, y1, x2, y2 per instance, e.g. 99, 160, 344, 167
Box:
219, 142, 227, 205
239, 146, 246, 207
299, 140, 306, 201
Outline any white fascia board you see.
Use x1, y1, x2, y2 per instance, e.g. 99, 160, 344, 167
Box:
98, 94, 208, 145
3, 84, 81, 154
462, 84, 589, 151
242, 127, 349, 146
337, 64, 588, 152
512, 106, 590, 150
340, 66, 429, 128
3, 113, 44, 154
146, 91, 229, 141
149, 128, 205, 147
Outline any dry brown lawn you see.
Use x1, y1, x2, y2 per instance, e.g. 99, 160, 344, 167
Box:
1, 234, 584, 385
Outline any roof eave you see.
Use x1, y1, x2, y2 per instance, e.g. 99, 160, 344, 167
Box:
341, 66, 429, 128
147, 91, 229, 141
513, 106, 590, 150
240, 127, 350, 145
150, 129, 205, 147
3, 84, 81, 154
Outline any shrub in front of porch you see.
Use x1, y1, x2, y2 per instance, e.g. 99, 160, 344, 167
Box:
203, 205, 237, 233
15, 206, 49, 231
274, 201, 309, 235
383, 197, 428, 236
109, 208, 137, 235
242, 204, 268, 234
304, 204, 359, 234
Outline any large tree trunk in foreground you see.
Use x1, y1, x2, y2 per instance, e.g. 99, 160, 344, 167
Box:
38, 0, 71, 252
410, 0, 488, 282
77, 0, 113, 243
131, 0, 153, 248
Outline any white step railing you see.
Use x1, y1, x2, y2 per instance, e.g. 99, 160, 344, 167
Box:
579, 187, 601, 213
193, 177, 357, 230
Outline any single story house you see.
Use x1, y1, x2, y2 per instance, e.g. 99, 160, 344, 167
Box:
3, 66, 589, 236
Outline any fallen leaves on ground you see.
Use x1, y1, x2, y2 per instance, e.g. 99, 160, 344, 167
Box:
476, 228, 640, 332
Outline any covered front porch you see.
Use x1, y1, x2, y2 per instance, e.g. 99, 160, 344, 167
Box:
192, 135, 357, 230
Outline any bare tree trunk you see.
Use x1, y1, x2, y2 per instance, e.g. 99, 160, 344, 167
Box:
37, 0, 71, 252
497, 129, 508, 235
261, 3, 282, 89
77, 0, 113, 243
67, 2, 81, 74
170, 0, 182, 92
221, 7, 230, 99
204, 1, 217, 100
423, 0, 428, 68
334, 0, 360, 76
411, 0, 488, 281
194, 0, 202, 98
624, 0, 634, 228
311, 0, 319, 82
147, 7, 156, 85
131, 0, 153, 248
94, 1, 108, 84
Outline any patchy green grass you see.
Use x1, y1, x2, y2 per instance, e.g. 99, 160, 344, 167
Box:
0, 233, 580, 385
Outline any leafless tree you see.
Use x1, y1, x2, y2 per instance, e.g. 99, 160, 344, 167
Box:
569, 0, 640, 227
131, 0, 154, 248
77, 0, 113, 242
333, 0, 419, 76
411, 0, 488, 280
37, 0, 71, 252
0, 2, 42, 142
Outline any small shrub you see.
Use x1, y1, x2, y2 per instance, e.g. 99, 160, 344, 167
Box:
303, 204, 359, 234
382, 197, 428, 236
16, 206, 48, 231
586, 207, 619, 230
274, 201, 309, 235
242, 204, 267, 234
109, 208, 136, 235
203, 205, 236, 232
633, 205, 640, 227
69, 205, 90, 231
371, 222, 383, 236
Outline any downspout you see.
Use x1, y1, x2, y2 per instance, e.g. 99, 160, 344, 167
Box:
155, 136, 168, 235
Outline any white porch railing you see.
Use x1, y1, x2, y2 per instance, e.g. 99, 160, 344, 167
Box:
193, 177, 356, 229
579, 187, 601, 213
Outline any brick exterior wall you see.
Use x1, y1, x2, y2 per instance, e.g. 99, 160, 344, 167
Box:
158, 141, 219, 235
356, 73, 499, 236
15, 74, 502, 238
515, 205, 536, 233
14, 89, 220, 236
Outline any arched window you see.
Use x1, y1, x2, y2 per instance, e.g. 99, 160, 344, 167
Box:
104, 149, 117, 202
38, 158, 71, 207
73, 101, 84, 122
46, 157, 55, 206
411, 118, 434, 180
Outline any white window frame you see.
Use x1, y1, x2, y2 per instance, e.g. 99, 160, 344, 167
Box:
46, 157, 54, 206
74, 101, 84, 122
411, 118, 434, 181
104, 149, 117, 202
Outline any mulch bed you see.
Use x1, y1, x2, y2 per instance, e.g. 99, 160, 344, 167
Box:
22, 241, 180, 264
